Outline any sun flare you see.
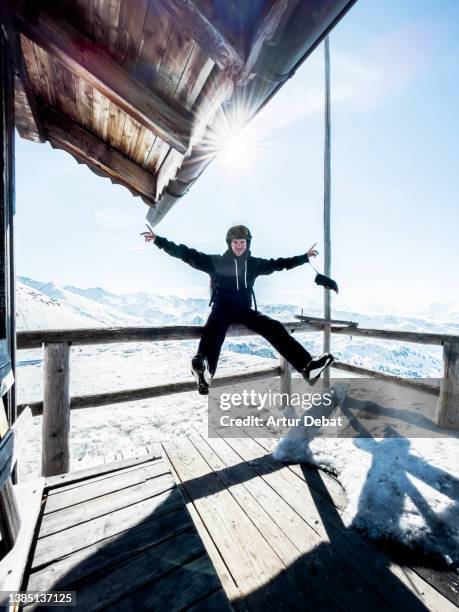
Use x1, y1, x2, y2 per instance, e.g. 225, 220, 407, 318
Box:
218, 130, 254, 169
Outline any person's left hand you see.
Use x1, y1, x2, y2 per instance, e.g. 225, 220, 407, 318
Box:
307, 242, 318, 258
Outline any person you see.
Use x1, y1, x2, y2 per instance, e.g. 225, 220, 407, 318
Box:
141, 225, 334, 395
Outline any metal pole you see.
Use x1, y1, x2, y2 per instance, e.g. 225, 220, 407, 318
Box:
323, 36, 331, 384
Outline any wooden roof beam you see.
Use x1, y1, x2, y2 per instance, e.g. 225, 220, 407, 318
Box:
158, 0, 245, 76
40, 106, 156, 203
10, 3, 192, 154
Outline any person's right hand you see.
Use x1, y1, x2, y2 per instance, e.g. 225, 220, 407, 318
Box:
141, 224, 156, 243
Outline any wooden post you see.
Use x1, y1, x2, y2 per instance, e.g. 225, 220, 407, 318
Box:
323, 36, 332, 386
279, 356, 292, 407
438, 341, 459, 429
42, 343, 71, 476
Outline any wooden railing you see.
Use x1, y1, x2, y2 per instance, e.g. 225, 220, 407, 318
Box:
16, 320, 459, 477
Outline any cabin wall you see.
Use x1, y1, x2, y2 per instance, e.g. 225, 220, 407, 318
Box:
0, 24, 17, 428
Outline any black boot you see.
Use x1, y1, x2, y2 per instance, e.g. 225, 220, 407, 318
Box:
301, 354, 334, 386
191, 354, 212, 395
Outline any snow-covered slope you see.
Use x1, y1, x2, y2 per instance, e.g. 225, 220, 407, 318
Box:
17, 278, 145, 329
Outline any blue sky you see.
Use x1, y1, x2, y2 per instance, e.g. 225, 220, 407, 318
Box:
15, 0, 459, 312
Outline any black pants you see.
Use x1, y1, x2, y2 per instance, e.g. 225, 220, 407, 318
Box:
197, 305, 312, 376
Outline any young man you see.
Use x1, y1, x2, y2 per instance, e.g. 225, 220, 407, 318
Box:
142, 225, 334, 394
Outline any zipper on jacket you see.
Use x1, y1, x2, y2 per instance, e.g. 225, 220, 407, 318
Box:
244, 259, 247, 288
234, 259, 239, 290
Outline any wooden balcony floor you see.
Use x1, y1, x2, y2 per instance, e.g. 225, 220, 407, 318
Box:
23, 449, 231, 611
22, 435, 458, 611
162, 434, 458, 612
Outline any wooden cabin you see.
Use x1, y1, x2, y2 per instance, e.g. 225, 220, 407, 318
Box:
1, 1, 459, 610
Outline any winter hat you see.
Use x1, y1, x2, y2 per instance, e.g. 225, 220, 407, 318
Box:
226, 225, 252, 248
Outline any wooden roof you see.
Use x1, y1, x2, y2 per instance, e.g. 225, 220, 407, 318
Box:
7, 0, 356, 224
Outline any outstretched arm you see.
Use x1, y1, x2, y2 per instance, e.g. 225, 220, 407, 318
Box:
254, 243, 318, 276
141, 227, 213, 274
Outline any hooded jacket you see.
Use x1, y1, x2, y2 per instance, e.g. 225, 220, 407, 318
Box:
154, 235, 309, 310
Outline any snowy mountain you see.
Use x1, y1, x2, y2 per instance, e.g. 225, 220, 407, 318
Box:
17, 275, 458, 334
16, 276, 453, 382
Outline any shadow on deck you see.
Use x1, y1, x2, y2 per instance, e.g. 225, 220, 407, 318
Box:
19, 428, 458, 611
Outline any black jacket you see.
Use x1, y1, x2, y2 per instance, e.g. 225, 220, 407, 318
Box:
154, 236, 309, 310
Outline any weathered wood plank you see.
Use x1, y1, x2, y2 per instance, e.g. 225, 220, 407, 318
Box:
115, 0, 149, 65
40, 105, 156, 202
0, 408, 33, 490
144, 138, 170, 174
74, 76, 94, 131
46, 457, 162, 496
0, 478, 43, 597
0, 479, 21, 548
18, 366, 280, 415
27, 507, 192, 592
92, 0, 121, 53
44, 459, 170, 513
51, 58, 79, 123
41, 531, 207, 612
175, 43, 214, 111
247, 435, 347, 511
17, 321, 306, 349
134, 0, 172, 87
31, 43, 56, 107
12, 34, 44, 142
155, 148, 184, 199
155, 23, 195, 101
163, 438, 314, 610
333, 361, 440, 395
106, 100, 126, 149
12, 4, 193, 152
438, 341, 459, 429
186, 588, 235, 612
119, 114, 142, 159
161, 441, 244, 606
92, 87, 111, 142
108, 555, 230, 612
158, 0, 245, 74
193, 435, 354, 611
32, 487, 183, 568
279, 355, 291, 405
42, 342, 70, 477
40, 471, 175, 537
132, 126, 156, 168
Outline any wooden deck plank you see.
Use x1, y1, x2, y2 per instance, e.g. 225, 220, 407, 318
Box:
225, 436, 456, 612
44, 452, 161, 490
46, 457, 163, 496
163, 438, 319, 611
240, 433, 348, 510
39, 471, 175, 537
0, 478, 44, 598
32, 487, 183, 569
198, 435, 375, 611
161, 442, 245, 609
186, 588, 235, 612
107, 555, 231, 612
27, 507, 192, 591
44, 459, 170, 513
57, 531, 207, 611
